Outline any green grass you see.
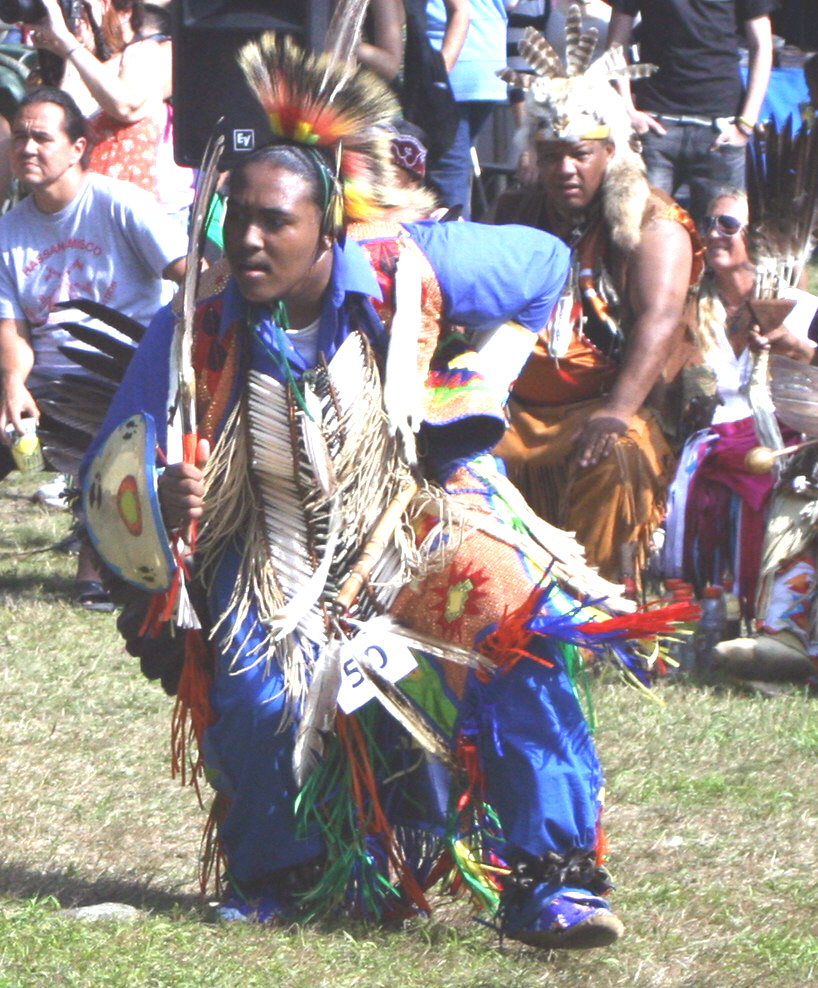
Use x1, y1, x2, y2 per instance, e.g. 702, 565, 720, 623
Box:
3, 471, 818, 987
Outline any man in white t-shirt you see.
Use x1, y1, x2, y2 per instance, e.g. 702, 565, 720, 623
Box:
0, 86, 187, 605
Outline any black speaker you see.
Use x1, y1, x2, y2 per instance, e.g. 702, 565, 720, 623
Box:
172, 1, 333, 167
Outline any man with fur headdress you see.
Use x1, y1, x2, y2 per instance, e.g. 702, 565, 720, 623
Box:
492, 7, 703, 587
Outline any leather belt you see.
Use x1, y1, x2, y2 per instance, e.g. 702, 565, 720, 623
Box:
655, 113, 731, 131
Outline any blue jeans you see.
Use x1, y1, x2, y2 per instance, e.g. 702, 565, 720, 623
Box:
426, 100, 496, 220
640, 121, 746, 232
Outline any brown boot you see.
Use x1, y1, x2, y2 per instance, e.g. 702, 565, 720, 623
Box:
711, 634, 815, 682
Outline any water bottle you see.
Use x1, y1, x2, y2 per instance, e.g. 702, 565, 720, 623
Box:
693, 586, 727, 676
664, 580, 697, 676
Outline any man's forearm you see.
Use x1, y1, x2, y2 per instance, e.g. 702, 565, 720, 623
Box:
604, 319, 680, 421
0, 324, 34, 385
441, 0, 470, 73
0, 322, 36, 438
740, 16, 773, 126
605, 10, 634, 52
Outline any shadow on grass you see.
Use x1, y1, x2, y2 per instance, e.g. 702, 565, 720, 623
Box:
0, 572, 77, 599
0, 490, 40, 506
0, 861, 501, 946
0, 533, 64, 552
0, 860, 200, 913
663, 671, 814, 699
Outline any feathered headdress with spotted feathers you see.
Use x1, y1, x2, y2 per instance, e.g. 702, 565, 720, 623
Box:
237, 7, 437, 234
501, 4, 654, 150
502, 4, 658, 251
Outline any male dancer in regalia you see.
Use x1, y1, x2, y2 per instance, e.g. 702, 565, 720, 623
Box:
81, 30, 688, 948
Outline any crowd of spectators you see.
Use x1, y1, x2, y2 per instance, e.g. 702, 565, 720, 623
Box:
0, 0, 816, 674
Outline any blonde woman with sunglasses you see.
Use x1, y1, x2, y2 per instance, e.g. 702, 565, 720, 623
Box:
664, 189, 818, 677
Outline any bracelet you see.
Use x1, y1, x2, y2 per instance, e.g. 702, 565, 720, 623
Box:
733, 115, 755, 136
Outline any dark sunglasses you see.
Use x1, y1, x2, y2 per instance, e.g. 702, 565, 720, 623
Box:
703, 213, 745, 236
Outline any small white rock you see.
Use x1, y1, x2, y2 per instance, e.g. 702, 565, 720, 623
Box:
61, 902, 144, 923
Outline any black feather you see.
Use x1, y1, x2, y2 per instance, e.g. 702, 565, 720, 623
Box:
56, 345, 127, 383
51, 298, 146, 342
55, 321, 137, 365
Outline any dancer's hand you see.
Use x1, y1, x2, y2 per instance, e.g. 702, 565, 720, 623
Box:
572, 412, 628, 468
158, 439, 210, 530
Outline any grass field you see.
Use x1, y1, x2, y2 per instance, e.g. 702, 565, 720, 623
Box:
2, 471, 818, 988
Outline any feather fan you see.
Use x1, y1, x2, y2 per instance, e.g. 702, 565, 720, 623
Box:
56, 345, 127, 384
36, 309, 144, 474
52, 298, 145, 342
744, 120, 818, 463
747, 119, 818, 291
55, 321, 137, 365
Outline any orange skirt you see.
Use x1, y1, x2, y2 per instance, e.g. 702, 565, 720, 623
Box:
496, 396, 676, 584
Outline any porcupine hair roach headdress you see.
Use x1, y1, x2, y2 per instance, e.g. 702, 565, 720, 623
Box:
237, 20, 437, 237
501, 3, 657, 250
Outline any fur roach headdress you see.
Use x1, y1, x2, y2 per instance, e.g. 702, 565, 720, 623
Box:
502, 3, 656, 251
237, 24, 438, 234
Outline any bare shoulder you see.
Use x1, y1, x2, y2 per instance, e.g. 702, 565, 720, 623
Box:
628, 217, 694, 311
636, 214, 692, 259
117, 37, 169, 79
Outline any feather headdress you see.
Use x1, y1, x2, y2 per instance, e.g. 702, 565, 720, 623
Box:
237, 25, 437, 228
503, 4, 657, 251
501, 4, 655, 151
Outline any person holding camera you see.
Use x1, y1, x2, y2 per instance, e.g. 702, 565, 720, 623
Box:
29, 0, 192, 222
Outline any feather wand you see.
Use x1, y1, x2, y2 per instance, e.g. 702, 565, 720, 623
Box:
174, 127, 225, 460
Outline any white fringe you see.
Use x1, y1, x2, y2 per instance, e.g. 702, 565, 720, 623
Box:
383, 246, 425, 465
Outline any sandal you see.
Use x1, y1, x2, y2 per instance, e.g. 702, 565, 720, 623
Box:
75, 580, 114, 613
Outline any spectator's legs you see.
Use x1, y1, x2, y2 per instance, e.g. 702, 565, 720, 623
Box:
640, 124, 684, 199
642, 122, 746, 231
426, 100, 495, 220
686, 128, 746, 232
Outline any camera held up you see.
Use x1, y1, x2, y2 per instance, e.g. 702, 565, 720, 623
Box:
0, 0, 84, 86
